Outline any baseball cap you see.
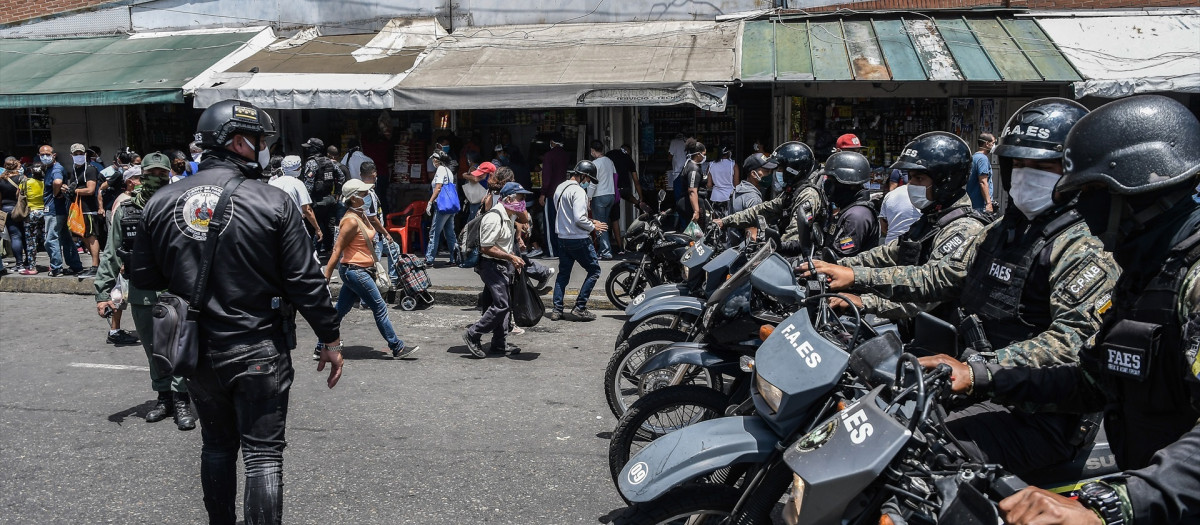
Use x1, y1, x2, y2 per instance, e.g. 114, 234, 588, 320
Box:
835, 134, 863, 149
341, 179, 374, 202
141, 152, 172, 172
122, 165, 142, 182
743, 153, 778, 172
70, 143, 87, 154
471, 161, 497, 178
499, 182, 533, 197
494, 144, 505, 152
281, 155, 302, 177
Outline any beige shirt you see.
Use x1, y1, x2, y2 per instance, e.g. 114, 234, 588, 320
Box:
478, 200, 515, 259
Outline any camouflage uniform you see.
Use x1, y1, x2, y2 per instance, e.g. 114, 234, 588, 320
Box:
722, 185, 825, 246
839, 195, 988, 320
852, 212, 1120, 367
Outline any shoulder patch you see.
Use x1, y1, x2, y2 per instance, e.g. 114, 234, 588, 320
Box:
1059, 258, 1108, 305
937, 233, 967, 257
837, 236, 855, 251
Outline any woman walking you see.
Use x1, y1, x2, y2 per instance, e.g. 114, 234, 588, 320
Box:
1, 158, 27, 273
323, 180, 418, 360
706, 146, 739, 216
425, 150, 460, 266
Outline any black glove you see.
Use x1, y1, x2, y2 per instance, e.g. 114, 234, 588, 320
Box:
896, 239, 922, 266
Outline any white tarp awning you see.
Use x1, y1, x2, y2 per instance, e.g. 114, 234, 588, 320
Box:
1035, 13, 1200, 98
194, 18, 442, 109
393, 20, 739, 110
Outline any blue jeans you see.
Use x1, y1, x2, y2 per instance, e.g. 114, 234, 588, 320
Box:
335, 265, 403, 351
376, 236, 401, 283
188, 336, 293, 525
591, 194, 614, 258
425, 211, 458, 263
43, 213, 82, 272
2, 204, 23, 267
552, 237, 602, 312
467, 202, 482, 221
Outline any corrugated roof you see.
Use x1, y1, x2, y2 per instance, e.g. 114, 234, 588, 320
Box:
741, 15, 1081, 83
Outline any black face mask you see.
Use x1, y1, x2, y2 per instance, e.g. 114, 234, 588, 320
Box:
826, 181, 860, 208
1074, 190, 1120, 251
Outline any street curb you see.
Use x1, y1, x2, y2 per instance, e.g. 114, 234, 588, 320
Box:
0, 275, 618, 310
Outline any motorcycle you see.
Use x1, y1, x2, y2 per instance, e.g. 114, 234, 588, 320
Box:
605, 191, 691, 310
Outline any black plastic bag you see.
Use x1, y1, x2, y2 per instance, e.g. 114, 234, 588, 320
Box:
510, 269, 545, 327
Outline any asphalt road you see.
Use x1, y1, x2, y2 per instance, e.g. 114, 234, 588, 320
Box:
0, 292, 630, 524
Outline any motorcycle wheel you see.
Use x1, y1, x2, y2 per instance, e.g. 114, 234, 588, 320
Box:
616, 312, 698, 351
608, 483, 741, 525
605, 262, 658, 311
609, 385, 731, 490
605, 328, 719, 418
727, 459, 796, 525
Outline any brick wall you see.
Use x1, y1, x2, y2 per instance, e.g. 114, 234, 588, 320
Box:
797, 0, 1195, 11
0, 0, 113, 25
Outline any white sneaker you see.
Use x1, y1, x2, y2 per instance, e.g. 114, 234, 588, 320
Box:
528, 248, 544, 257
510, 326, 526, 336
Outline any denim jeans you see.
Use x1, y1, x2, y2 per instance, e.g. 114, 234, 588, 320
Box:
22, 209, 45, 269
335, 265, 403, 351
467, 202, 482, 221
425, 210, 458, 263
2, 204, 22, 266
590, 194, 614, 258
375, 236, 401, 283
552, 237, 601, 312
43, 213, 82, 272
187, 336, 293, 525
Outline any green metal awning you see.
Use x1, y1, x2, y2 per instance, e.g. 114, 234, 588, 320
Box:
0, 29, 271, 109
740, 15, 1081, 83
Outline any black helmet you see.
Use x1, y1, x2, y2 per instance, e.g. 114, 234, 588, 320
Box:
769, 141, 815, 188
302, 137, 325, 158
568, 160, 599, 181
821, 151, 871, 186
194, 99, 276, 149
995, 98, 1088, 161
1057, 95, 1200, 196
891, 131, 971, 210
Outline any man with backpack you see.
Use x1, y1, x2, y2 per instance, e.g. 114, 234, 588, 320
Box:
301, 137, 347, 258
463, 182, 534, 358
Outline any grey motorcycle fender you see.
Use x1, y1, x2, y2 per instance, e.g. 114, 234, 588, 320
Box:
619, 416, 776, 503
625, 284, 689, 316
635, 343, 742, 376
628, 295, 704, 324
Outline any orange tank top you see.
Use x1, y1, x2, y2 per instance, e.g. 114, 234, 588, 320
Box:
340, 216, 377, 267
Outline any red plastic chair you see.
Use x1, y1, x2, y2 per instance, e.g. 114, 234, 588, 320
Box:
386, 200, 427, 254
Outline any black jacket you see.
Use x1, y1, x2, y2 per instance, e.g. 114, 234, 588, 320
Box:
130, 156, 339, 347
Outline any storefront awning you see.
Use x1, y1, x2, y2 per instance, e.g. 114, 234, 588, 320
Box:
1034, 13, 1200, 98
0, 28, 272, 109
741, 15, 1081, 83
194, 18, 444, 110
392, 21, 739, 111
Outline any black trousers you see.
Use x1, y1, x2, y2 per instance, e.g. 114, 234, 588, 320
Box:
946, 401, 1081, 476
187, 336, 293, 525
311, 199, 337, 254
469, 258, 514, 349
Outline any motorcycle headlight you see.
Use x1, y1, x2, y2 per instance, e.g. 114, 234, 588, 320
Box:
701, 306, 716, 330
754, 372, 783, 414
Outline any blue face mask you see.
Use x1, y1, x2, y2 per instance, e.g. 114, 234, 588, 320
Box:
40, 154, 54, 164
580, 181, 592, 191
362, 192, 373, 210
773, 172, 785, 192
441, 145, 450, 153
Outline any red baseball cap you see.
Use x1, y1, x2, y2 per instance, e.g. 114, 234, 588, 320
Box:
835, 134, 863, 149
471, 161, 497, 177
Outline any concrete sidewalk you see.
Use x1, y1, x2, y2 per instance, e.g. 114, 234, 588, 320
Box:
0, 255, 628, 310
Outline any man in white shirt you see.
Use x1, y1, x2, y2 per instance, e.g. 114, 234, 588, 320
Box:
551, 160, 608, 322
586, 140, 618, 259
878, 184, 922, 244
463, 182, 532, 358
269, 155, 322, 243
340, 138, 371, 180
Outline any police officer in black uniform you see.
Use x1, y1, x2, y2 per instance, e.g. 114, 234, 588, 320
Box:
715, 141, 820, 255
130, 99, 344, 525
301, 137, 348, 258
924, 94, 1200, 525
821, 150, 880, 257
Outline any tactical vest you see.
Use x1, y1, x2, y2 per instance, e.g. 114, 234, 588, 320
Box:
310, 157, 340, 198
960, 207, 1083, 349
117, 199, 143, 271
896, 206, 991, 266
1087, 229, 1200, 470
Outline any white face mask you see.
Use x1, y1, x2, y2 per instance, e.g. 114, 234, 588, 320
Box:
242, 136, 270, 168
907, 183, 932, 210
1009, 167, 1060, 219
72, 154, 86, 165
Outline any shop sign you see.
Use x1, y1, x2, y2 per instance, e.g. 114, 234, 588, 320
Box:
576, 86, 726, 111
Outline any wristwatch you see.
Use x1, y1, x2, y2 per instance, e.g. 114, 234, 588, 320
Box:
1076, 482, 1125, 525
324, 342, 344, 352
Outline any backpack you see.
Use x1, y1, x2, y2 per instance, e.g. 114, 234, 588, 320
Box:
457, 207, 503, 268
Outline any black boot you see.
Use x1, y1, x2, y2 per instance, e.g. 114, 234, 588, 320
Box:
145, 392, 173, 423
173, 393, 197, 431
